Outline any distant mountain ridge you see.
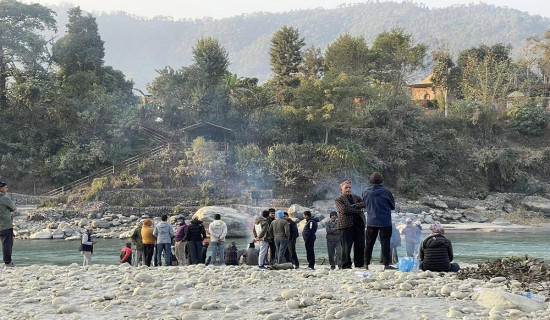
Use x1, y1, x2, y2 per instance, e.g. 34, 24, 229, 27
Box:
48, 2, 550, 91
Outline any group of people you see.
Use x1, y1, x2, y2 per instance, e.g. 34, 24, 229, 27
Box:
332, 172, 459, 272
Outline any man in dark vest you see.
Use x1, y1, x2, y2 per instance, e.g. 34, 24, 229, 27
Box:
334, 180, 366, 269
80, 225, 96, 266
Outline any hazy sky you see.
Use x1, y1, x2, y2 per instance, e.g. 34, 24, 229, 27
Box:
21, 0, 550, 19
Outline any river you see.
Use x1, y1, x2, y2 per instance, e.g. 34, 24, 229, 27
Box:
10, 231, 550, 266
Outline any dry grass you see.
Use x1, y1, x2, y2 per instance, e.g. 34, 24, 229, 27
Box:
505, 209, 550, 226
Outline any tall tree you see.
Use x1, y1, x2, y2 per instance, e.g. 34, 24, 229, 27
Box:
324, 34, 370, 76
431, 49, 459, 117
370, 28, 426, 90
269, 25, 305, 104
192, 37, 229, 87
52, 7, 105, 77
299, 45, 325, 79
0, 0, 56, 108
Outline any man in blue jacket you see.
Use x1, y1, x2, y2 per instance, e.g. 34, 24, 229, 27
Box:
362, 172, 396, 270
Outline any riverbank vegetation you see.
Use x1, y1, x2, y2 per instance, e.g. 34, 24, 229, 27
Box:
1, 1, 550, 204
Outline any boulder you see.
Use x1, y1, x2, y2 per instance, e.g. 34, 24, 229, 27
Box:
463, 211, 483, 222
62, 225, 75, 237
288, 204, 312, 220
475, 289, 544, 313
193, 206, 253, 238
29, 231, 52, 240
92, 220, 111, 229
491, 217, 511, 226
433, 200, 448, 209
311, 200, 336, 214
521, 196, 550, 214
51, 229, 65, 239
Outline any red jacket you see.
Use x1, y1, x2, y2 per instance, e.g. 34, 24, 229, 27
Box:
120, 247, 132, 263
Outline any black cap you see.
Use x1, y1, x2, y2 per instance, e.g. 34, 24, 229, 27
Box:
0, 181, 6, 188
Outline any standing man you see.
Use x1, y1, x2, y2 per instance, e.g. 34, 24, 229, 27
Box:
0, 181, 16, 268
130, 220, 144, 266
141, 219, 156, 267
325, 211, 342, 270
334, 180, 366, 269
209, 213, 228, 265
174, 216, 188, 265
283, 212, 299, 269
184, 216, 206, 264
269, 210, 289, 264
80, 226, 96, 266
253, 210, 270, 269
266, 208, 276, 265
363, 172, 396, 270
302, 211, 318, 270
153, 214, 175, 266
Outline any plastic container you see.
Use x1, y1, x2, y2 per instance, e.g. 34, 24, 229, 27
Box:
519, 292, 546, 303
170, 297, 185, 306
354, 271, 374, 278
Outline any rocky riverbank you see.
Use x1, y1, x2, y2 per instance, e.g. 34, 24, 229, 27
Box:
1, 263, 550, 320
8, 192, 550, 241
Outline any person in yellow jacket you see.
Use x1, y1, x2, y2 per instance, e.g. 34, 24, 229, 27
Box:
141, 219, 156, 266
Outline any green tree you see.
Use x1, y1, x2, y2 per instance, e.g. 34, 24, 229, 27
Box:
324, 34, 370, 76
508, 101, 549, 136
370, 28, 427, 90
192, 37, 229, 87
299, 45, 325, 79
431, 49, 459, 117
0, 0, 56, 108
52, 7, 105, 78
269, 25, 305, 104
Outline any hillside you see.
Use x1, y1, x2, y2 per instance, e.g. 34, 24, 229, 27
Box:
46, 2, 550, 91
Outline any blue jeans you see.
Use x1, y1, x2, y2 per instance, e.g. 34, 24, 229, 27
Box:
274, 238, 288, 264
210, 241, 226, 265
156, 243, 171, 266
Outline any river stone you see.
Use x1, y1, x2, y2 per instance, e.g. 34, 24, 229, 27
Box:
189, 301, 206, 309
476, 289, 545, 313
265, 314, 284, 320
286, 300, 300, 309
433, 200, 449, 209
490, 277, 507, 283
288, 204, 311, 219
134, 273, 153, 283
92, 220, 111, 228
51, 229, 65, 239
521, 196, 550, 214
58, 304, 80, 314
193, 206, 251, 237
29, 231, 52, 240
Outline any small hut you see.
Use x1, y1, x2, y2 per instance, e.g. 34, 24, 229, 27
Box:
179, 122, 236, 150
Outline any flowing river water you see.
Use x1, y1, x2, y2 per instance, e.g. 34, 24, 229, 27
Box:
11, 231, 550, 266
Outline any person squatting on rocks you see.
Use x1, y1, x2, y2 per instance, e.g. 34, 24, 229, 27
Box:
209, 213, 228, 266
363, 172, 396, 270
242, 242, 259, 266
334, 180, 366, 269
0, 181, 16, 268
325, 211, 342, 270
269, 210, 290, 264
130, 220, 144, 266
302, 211, 318, 270
153, 214, 175, 266
401, 218, 417, 257
80, 225, 96, 266
420, 222, 460, 272
184, 216, 206, 265
253, 210, 270, 269
141, 219, 156, 267
266, 208, 277, 265
283, 211, 299, 269
120, 242, 132, 264
174, 216, 189, 265
224, 242, 239, 265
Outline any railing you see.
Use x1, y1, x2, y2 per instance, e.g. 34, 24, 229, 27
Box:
42, 144, 169, 197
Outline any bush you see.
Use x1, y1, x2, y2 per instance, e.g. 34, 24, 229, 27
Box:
83, 177, 109, 201
508, 102, 549, 136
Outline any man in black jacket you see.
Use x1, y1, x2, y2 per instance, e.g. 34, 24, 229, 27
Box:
283, 212, 299, 268
267, 208, 276, 265
420, 222, 459, 272
302, 211, 318, 270
184, 217, 206, 264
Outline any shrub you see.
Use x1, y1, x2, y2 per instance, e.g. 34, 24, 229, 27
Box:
82, 177, 109, 201
508, 102, 549, 136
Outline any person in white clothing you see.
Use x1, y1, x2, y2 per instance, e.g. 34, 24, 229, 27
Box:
209, 214, 228, 265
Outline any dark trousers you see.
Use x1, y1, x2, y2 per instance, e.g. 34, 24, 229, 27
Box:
365, 226, 392, 266
340, 225, 365, 269
188, 241, 203, 264
285, 239, 299, 267
304, 238, 315, 268
143, 244, 155, 267
268, 241, 276, 264
0, 228, 13, 264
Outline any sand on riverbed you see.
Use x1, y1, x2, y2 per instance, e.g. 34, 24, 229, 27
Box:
1, 263, 549, 320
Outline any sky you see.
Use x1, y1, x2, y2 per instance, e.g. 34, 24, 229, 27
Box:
21, 0, 550, 20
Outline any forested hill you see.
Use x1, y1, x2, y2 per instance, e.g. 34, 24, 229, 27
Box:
48, 2, 550, 90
